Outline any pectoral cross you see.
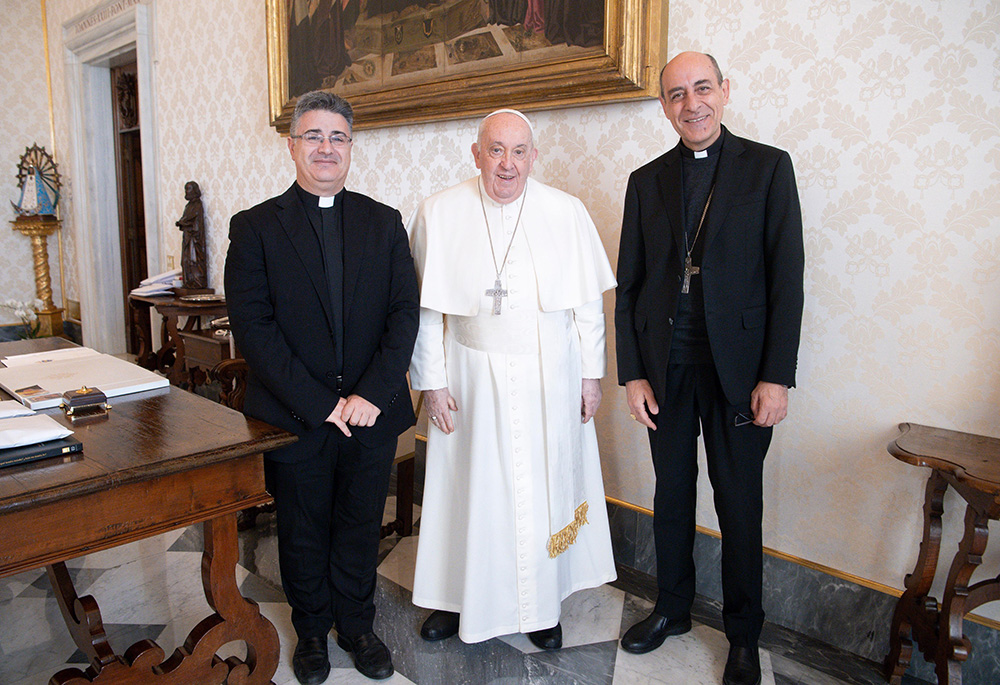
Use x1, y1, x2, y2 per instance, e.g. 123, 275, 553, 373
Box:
681, 255, 700, 294
486, 277, 508, 315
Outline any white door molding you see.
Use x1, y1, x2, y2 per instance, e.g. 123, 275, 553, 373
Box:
63, 1, 160, 353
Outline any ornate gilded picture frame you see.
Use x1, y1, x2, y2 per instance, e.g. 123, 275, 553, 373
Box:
267, 0, 666, 132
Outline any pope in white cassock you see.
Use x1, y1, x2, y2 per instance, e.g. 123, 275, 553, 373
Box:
406, 109, 618, 649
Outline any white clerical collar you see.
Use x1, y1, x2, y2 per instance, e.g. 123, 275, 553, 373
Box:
693, 149, 708, 159
478, 176, 527, 210
318, 195, 336, 208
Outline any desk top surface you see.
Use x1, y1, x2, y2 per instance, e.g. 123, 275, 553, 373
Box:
0, 338, 295, 514
890, 422, 1000, 493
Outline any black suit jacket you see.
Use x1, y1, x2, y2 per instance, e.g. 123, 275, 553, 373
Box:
225, 184, 419, 462
615, 128, 804, 407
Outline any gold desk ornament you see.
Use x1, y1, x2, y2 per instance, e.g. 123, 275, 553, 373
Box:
60, 385, 111, 423
10, 145, 64, 338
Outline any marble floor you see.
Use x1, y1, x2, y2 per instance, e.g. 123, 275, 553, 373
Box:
0, 495, 931, 685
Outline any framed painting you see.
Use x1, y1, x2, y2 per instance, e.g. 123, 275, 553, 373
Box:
267, 0, 666, 132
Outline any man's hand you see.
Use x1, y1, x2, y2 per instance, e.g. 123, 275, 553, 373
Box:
326, 397, 351, 437
423, 388, 458, 434
625, 379, 659, 430
342, 394, 381, 427
581, 378, 602, 423
749, 381, 788, 427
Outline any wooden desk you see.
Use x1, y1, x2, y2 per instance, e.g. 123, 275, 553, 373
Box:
884, 422, 1000, 685
0, 338, 296, 684
128, 294, 228, 386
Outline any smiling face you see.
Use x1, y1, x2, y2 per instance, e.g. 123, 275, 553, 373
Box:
287, 109, 353, 196
660, 52, 730, 151
472, 113, 538, 204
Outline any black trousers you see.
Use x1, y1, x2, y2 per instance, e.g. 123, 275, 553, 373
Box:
649, 363, 771, 646
265, 431, 395, 640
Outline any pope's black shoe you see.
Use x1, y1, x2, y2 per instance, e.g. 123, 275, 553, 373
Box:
420, 609, 460, 641
620, 612, 692, 654
292, 636, 330, 685
723, 644, 762, 685
337, 631, 394, 680
527, 622, 562, 651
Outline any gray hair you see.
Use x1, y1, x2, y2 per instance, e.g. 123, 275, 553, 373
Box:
290, 90, 354, 135
659, 53, 724, 100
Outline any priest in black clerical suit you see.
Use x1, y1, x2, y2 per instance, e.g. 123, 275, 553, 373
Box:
225, 91, 418, 684
615, 53, 803, 685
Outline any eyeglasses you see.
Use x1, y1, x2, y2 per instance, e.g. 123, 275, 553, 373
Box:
734, 412, 755, 427
291, 131, 353, 148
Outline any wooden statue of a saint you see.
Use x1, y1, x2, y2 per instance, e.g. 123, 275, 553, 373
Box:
176, 181, 208, 290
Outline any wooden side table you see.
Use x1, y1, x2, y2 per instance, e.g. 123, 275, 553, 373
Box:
884, 422, 1000, 685
128, 294, 228, 386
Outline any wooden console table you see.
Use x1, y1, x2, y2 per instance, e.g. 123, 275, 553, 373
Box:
884, 422, 1000, 685
128, 293, 228, 386
0, 338, 296, 684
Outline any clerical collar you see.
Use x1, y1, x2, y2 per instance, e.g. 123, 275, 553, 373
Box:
295, 183, 342, 208
679, 127, 726, 160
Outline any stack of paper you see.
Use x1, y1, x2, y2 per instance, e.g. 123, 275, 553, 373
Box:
0, 347, 169, 409
0, 412, 81, 468
131, 268, 183, 296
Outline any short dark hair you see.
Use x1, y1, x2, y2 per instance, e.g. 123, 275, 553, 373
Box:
659, 53, 724, 100
290, 90, 354, 135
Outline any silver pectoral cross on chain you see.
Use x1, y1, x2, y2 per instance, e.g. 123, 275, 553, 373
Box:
486, 277, 508, 315
681, 256, 700, 294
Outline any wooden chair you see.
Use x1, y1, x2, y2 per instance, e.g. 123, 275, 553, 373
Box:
209, 358, 421, 537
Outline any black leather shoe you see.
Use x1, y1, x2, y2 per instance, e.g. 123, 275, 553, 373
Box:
527, 622, 562, 650
292, 636, 330, 685
337, 631, 394, 680
620, 612, 692, 654
420, 610, 460, 641
723, 644, 761, 685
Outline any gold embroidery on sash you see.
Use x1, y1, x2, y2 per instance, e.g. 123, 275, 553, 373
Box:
546, 501, 589, 558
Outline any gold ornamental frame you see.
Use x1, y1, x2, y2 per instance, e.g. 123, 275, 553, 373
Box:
267, 0, 666, 133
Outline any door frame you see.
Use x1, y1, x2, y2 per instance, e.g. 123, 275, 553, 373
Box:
63, 2, 162, 354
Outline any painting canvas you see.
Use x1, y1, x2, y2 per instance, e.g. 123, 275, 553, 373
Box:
268, 0, 665, 131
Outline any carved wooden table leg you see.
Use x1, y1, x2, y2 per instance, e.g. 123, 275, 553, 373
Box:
884, 471, 948, 684
46, 562, 118, 672
48, 513, 279, 684
932, 504, 989, 684
165, 314, 188, 386
154, 311, 176, 376
130, 300, 155, 369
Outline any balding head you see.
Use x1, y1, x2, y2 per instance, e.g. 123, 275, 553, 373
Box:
659, 52, 730, 151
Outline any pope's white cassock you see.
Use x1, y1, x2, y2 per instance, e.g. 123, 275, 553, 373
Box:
406, 175, 618, 643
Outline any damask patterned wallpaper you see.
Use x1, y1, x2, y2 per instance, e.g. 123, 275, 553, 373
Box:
0, 0, 58, 324
12, 0, 1000, 619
